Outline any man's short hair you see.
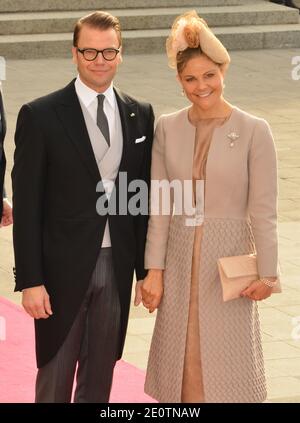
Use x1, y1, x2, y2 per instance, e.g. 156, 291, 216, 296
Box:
73, 11, 122, 47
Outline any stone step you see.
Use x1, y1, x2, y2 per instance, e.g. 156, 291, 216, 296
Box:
0, 3, 298, 35
0, 0, 249, 13
1, 24, 300, 59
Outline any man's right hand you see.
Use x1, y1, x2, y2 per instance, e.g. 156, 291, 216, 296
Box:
0, 199, 13, 227
22, 285, 53, 319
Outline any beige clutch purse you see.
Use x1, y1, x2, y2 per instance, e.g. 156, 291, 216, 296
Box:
217, 254, 281, 302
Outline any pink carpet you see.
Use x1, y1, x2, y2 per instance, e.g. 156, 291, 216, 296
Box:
0, 296, 156, 403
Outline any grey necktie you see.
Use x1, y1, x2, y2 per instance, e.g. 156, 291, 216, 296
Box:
97, 94, 110, 146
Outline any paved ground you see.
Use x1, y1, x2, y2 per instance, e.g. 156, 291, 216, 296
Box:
0, 48, 300, 402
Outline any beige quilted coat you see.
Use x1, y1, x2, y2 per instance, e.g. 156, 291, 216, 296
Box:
144, 106, 278, 403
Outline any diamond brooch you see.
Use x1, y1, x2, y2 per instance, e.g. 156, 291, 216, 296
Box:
227, 131, 239, 147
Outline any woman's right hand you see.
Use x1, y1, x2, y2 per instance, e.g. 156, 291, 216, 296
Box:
141, 269, 164, 313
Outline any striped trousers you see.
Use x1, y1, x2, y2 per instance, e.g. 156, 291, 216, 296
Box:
35, 247, 121, 403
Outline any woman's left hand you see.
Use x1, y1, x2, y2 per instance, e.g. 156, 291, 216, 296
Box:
241, 280, 273, 301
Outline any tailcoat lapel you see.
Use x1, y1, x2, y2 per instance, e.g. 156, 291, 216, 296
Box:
114, 87, 139, 176
55, 80, 101, 184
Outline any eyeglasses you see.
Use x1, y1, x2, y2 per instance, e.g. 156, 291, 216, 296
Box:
77, 48, 120, 61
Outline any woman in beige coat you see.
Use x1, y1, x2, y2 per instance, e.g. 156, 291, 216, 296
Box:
140, 11, 280, 403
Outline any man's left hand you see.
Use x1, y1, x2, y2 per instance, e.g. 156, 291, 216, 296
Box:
1, 199, 13, 227
134, 280, 143, 306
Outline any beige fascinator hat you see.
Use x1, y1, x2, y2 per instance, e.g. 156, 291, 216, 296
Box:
166, 10, 230, 70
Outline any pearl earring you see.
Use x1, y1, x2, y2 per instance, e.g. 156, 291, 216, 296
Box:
181, 89, 185, 96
